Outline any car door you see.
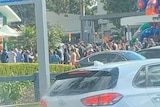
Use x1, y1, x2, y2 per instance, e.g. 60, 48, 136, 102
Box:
132, 67, 155, 107
146, 64, 160, 107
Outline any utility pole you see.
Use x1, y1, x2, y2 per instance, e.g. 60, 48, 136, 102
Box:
35, 0, 50, 97
80, 0, 85, 41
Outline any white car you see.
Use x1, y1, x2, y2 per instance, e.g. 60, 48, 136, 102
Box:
40, 59, 160, 107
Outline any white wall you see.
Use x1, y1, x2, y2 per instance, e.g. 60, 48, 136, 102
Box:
121, 14, 159, 26
46, 11, 81, 34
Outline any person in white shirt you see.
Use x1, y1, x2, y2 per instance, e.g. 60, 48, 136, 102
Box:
8, 49, 17, 63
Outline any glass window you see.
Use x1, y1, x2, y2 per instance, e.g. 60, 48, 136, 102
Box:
48, 68, 119, 96
138, 49, 160, 59
148, 64, 160, 87
122, 51, 146, 60
133, 67, 146, 88
137, 50, 147, 57
79, 57, 88, 63
89, 54, 109, 63
108, 54, 126, 62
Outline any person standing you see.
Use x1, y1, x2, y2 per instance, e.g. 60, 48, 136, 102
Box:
51, 51, 61, 64
49, 49, 53, 63
70, 48, 77, 66
15, 48, 24, 62
1, 49, 8, 63
64, 48, 70, 64
56, 46, 64, 64
8, 49, 17, 63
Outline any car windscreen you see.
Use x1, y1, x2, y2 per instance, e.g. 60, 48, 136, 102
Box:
48, 67, 119, 96
122, 51, 146, 60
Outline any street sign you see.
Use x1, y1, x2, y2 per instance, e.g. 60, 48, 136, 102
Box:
0, 0, 33, 5
0, 0, 27, 3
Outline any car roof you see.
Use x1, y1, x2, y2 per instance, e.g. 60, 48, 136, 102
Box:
149, 46, 160, 49
80, 50, 139, 60
76, 59, 160, 71
138, 46, 160, 51
92, 50, 136, 54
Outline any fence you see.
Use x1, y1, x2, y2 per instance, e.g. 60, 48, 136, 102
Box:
0, 71, 59, 102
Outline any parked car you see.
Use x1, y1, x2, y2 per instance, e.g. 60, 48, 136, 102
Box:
137, 46, 160, 59
77, 50, 146, 67
40, 59, 160, 107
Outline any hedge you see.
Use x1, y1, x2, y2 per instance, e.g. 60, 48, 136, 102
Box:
0, 63, 75, 76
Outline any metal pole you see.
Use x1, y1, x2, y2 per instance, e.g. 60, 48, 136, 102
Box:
35, 0, 50, 97
80, 0, 85, 41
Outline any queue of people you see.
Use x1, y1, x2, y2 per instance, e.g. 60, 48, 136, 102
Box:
49, 37, 158, 65
0, 48, 35, 63
0, 36, 158, 65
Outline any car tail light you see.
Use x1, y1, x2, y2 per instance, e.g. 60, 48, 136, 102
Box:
81, 93, 123, 106
40, 99, 47, 107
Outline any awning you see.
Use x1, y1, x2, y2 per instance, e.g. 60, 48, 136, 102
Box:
0, 5, 21, 23
0, 25, 20, 37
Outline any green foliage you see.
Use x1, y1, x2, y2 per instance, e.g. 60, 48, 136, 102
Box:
10, 4, 35, 25
48, 25, 64, 49
101, 0, 137, 13
100, 0, 137, 28
20, 25, 36, 50
0, 81, 31, 105
46, 0, 97, 15
0, 63, 74, 105
10, 0, 97, 25
9, 25, 64, 52
0, 63, 74, 76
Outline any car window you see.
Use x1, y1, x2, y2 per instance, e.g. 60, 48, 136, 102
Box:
138, 49, 160, 59
122, 51, 146, 60
108, 54, 126, 62
48, 67, 119, 96
133, 67, 146, 88
89, 53, 109, 63
137, 50, 147, 56
79, 57, 88, 63
148, 64, 160, 87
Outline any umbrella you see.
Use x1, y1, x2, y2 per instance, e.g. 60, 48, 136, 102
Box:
0, 25, 20, 37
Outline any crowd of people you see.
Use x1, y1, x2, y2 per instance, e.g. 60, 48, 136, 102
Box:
0, 48, 35, 63
0, 36, 158, 65
49, 37, 158, 65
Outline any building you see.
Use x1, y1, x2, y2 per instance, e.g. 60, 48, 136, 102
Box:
46, 11, 81, 43
46, 0, 114, 44
0, 5, 21, 49
0, 5, 21, 26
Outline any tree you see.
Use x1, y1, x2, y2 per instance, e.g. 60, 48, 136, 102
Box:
10, 4, 35, 25
46, 0, 97, 15
15, 25, 37, 52
100, 0, 137, 28
48, 25, 64, 49
101, 0, 137, 13
10, 0, 98, 26
8, 25, 64, 52
9, 25, 64, 51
